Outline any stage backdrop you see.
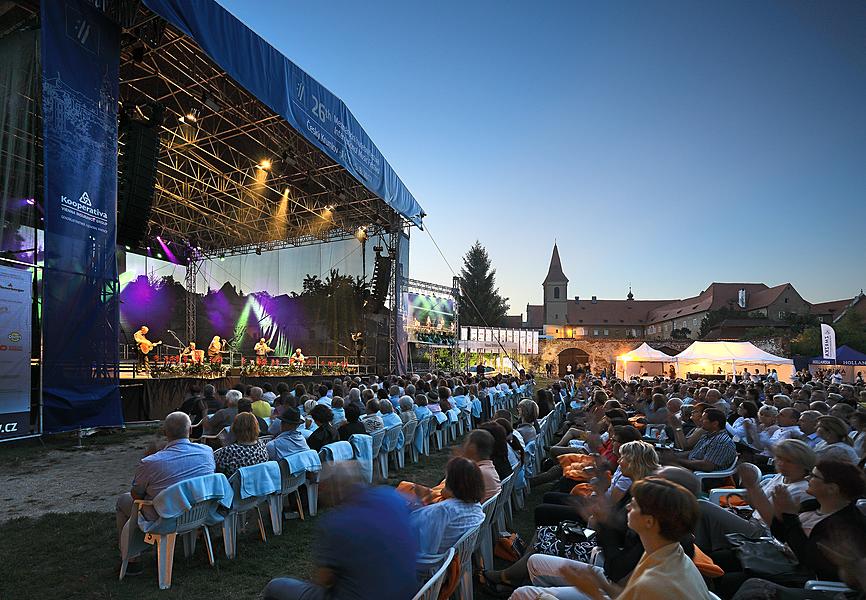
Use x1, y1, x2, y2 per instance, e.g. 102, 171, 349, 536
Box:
41, 0, 123, 432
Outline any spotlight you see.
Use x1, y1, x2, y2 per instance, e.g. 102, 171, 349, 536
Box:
218, 252, 225, 261
220, 256, 225, 261
256, 159, 271, 171
355, 226, 367, 241
25, 198, 35, 205
124, 245, 131, 251
255, 247, 262, 255
157, 253, 163, 259
201, 92, 221, 113
178, 108, 198, 124
324, 204, 335, 212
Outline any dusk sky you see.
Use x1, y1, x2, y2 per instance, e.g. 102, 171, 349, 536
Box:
220, 0, 866, 315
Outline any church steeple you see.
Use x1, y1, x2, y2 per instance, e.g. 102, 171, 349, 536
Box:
543, 243, 568, 327
627, 285, 634, 301
543, 243, 568, 285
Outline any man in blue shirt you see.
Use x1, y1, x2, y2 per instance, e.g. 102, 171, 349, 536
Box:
263, 467, 418, 600
266, 407, 310, 460
115, 412, 214, 573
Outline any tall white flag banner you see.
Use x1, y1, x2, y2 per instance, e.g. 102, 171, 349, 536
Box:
820, 324, 837, 360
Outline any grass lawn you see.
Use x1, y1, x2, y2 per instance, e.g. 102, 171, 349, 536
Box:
0, 436, 458, 600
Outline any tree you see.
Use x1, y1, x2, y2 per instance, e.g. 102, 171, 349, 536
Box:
671, 327, 691, 340
791, 311, 866, 356
457, 241, 509, 326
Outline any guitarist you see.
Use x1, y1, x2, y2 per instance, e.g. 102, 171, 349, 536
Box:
133, 325, 160, 372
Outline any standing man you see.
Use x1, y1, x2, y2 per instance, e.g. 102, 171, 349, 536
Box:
254, 337, 273, 366
476, 360, 485, 380
133, 325, 159, 373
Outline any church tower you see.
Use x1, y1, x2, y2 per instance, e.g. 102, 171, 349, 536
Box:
543, 243, 568, 327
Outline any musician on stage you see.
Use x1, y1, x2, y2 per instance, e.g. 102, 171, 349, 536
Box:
133, 325, 158, 372
351, 332, 365, 366
289, 347, 306, 366
254, 337, 273, 366
208, 335, 223, 364
181, 342, 202, 364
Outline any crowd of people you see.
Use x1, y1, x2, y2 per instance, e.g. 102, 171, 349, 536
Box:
114, 365, 866, 599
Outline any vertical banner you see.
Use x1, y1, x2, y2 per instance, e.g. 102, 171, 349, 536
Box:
0, 266, 32, 438
820, 324, 837, 361
41, 0, 122, 432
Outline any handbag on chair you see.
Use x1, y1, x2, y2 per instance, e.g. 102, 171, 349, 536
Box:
724, 533, 801, 577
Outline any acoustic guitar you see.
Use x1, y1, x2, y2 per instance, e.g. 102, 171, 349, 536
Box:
139, 340, 163, 355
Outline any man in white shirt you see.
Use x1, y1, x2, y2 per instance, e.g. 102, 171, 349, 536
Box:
798, 410, 826, 450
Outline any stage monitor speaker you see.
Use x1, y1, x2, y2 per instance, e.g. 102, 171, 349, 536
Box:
118, 110, 162, 248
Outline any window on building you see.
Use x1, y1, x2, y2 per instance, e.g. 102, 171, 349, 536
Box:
784, 298, 788, 303
555, 314, 558, 320
779, 311, 785, 319
604, 329, 609, 336
593, 329, 599, 336
818, 316, 824, 322
555, 329, 559, 333
554, 287, 560, 299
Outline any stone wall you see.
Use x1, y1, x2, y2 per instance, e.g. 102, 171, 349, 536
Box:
533, 338, 693, 372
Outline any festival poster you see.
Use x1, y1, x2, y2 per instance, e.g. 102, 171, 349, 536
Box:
0, 266, 32, 438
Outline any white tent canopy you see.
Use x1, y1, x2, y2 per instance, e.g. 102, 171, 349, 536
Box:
616, 343, 676, 379
674, 341, 794, 381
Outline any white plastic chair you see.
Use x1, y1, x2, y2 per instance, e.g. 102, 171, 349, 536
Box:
272, 458, 308, 531
418, 415, 433, 459
497, 473, 516, 532
378, 425, 402, 480
473, 492, 500, 572
695, 456, 740, 488
222, 462, 280, 559
398, 419, 418, 470
417, 525, 481, 600
805, 581, 855, 594
412, 547, 455, 600
370, 428, 387, 481
119, 474, 230, 590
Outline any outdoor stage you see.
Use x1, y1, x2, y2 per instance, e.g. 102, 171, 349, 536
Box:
120, 375, 352, 421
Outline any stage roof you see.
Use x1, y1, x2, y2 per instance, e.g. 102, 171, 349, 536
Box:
123, 0, 425, 255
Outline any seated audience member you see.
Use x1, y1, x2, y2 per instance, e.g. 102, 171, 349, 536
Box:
179, 388, 207, 425
360, 399, 385, 434
262, 382, 277, 404
669, 402, 710, 450
478, 421, 514, 480
815, 415, 860, 464
213, 412, 269, 477
380, 399, 403, 429
851, 408, 866, 460
413, 394, 433, 421
736, 439, 815, 527
307, 405, 339, 452
398, 396, 416, 424
410, 457, 485, 554
509, 477, 713, 600
266, 407, 310, 460
516, 399, 541, 444
263, 463, 418, 600
207, 389, 241, 433
330, 396, 346, 426
495, 417, 525, 469
745, 406, 801, 455
797, 410, 825, 450
250, 386, 271, 419
203, 384, 222, 413
338, 403, 367, 441
720, 459, 866, 598
729, 400, 759, 441
115, 412, 215, 573
664, 408, 736, 472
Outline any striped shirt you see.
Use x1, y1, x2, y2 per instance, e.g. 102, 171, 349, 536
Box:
688, 430, 736, 469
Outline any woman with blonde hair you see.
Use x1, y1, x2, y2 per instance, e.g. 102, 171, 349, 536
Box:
517, 399, 540, 444
815, 415, 859, 464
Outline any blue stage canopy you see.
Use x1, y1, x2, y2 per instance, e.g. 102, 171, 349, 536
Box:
810, 345, 866, 366
142, 0, 424, 227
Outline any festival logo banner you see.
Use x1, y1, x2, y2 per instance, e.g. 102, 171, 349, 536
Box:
41, 0, 122, 431
0, 266, 32, 438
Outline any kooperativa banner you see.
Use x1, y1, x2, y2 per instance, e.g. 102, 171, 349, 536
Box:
0, 265, 32, 439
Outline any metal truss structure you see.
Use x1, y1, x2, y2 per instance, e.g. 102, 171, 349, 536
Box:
118, 6, 414, 257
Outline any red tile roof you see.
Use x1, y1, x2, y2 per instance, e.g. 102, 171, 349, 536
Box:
810, 298, 854, 315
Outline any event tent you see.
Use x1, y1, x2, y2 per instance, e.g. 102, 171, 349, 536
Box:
808, 345, 866, 383
616, 343, 676, 379
674, 341, 794, 381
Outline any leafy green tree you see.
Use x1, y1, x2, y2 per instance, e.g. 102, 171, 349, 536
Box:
458, 241, 510, 326
790, 311, 866, 355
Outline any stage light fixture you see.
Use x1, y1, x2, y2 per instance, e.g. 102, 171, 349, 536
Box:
25, 198, 36, 205
124, 245, 131, 251
201, 92, 221, 113
178, 109, 199, 125
257, 158, 272, 171
324, 204, 335, 212
255, 247, 262, 255
157, 252, 163, 259
355, 226, 367, 241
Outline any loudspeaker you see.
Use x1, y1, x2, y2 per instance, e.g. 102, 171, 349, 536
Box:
117, 109, 162, 248
368, 251, 393, 313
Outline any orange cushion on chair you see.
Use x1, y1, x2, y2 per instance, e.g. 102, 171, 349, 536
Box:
692, 544, 725, 578
569, 483, 595, 496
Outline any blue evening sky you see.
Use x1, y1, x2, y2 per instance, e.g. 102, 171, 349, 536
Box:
219, 0, 866, 315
